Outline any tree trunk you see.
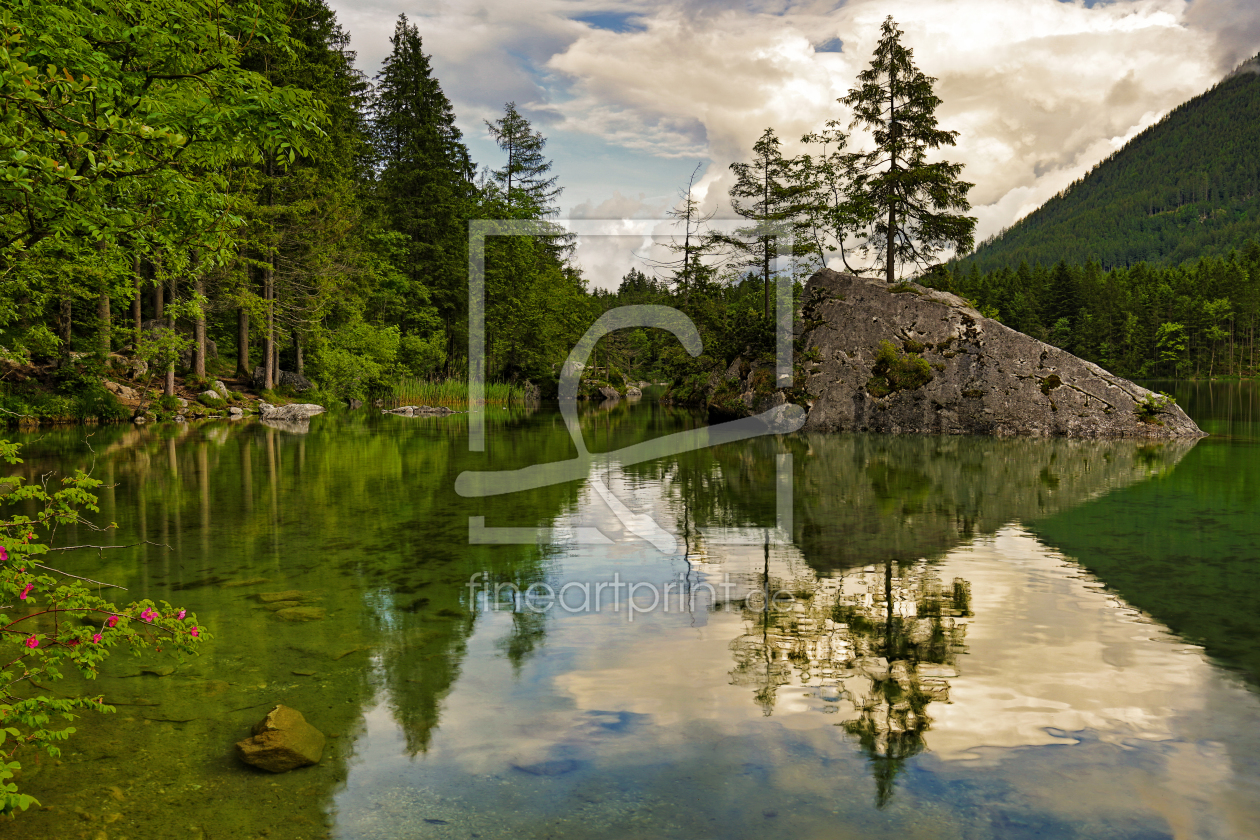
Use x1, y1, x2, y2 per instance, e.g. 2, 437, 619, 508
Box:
293, 330, 303, 376
153, 280, 164, 324
763, 167, 771, 319
237, 308, 250, 378
886, 65, 897, 285
263, 262, 275, 390
193, 276, 206, 377
58, 295, 72, 366
97, 285, 111, 358
262, 153, 275, 390
132, 257, 142, 352
165, 362, 176, 397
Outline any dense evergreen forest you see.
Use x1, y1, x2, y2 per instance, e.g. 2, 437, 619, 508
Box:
957, 57, 1260, 273
927, 242, 1260, 378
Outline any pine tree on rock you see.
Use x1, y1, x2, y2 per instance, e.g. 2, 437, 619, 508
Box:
842, 16, 976, 283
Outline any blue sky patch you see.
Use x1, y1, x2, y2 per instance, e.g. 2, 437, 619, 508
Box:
572, 12, 647, 33
814, 37, 843, 53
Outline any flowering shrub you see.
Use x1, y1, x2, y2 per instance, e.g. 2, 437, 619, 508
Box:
0, 439, 209, 815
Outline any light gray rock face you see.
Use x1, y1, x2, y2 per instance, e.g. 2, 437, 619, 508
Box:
213, 380, 229, 399
259, 402, 324, 421
235, 705, 325, 773
800, 269, 1204, 439
199, 390, 222, 402
598, 385, 621, 401
625, 386, 643, 397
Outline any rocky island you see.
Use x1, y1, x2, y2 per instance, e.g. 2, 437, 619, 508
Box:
795, 269, 1204, 438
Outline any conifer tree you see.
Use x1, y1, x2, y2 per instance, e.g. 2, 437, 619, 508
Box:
372, 15, 474, 347
842, 16, 976, 283
485, 103, 562, 216
718, 128, 802, 317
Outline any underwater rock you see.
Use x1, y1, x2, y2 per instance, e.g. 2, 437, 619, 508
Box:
235, 705, 325, 772
800, 268, 1205, 438
258, 590, 305, 602
274, 606, 326, 622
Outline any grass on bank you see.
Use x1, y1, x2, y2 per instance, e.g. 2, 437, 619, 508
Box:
391, 377, 527, 407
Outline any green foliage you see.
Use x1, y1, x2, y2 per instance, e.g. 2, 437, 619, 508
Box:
866, 340, 933, 397
1136, 391, 1176, 424
0, 440, 208, 814
0, 0, 324, 268
308, 319, 401, 400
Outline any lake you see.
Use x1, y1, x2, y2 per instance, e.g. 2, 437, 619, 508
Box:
3, 381, 1260, 840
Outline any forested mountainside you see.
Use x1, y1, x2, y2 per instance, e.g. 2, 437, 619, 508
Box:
955, 56, 1260, 274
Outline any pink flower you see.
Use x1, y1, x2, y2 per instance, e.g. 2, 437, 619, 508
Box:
190, 626, 199, 638
107, 615, 119, 628
140, 608, 156, 623
177, 609, 186, 620
24, 636, 38, 649
67, 639, 80, 648
91, 633, 102, 644
19, 583, 33, 600
0, 546, 7, 562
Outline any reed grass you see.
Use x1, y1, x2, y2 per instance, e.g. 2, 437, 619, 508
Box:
391, 377, 527, 407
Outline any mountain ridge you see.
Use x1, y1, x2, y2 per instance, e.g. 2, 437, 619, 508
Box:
954, 54, 1260, 273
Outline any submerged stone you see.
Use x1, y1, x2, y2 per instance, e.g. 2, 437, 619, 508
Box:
235, 705, 325, 772
258, 590, 305, 603
274, 606, 326, 622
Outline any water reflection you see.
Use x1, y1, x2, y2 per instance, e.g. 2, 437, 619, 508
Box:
8, 396, 1260, 840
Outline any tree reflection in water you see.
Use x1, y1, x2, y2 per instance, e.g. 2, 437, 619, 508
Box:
729, 548, 971, 807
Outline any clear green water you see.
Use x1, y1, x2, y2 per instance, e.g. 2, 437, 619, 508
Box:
4, 385, 1260, 840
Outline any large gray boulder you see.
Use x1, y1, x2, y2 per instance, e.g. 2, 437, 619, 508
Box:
259, 402, 324, 421
279, 370, 314, 392
799, 269, 1204, 438
235, 705, 325, 772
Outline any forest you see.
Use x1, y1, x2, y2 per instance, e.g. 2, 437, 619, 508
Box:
928, 243, 1260, 378
3, 0, 1259, 428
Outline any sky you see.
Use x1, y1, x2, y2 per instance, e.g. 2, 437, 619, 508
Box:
327, 0, 1260, 288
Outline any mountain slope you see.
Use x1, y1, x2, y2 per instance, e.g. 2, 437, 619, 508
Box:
956, 58, 1260, 273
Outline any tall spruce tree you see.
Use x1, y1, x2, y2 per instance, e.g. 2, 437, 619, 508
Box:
373, 15, 473, 349
842, 16, 976, 283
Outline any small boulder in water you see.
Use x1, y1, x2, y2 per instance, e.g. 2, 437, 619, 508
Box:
235, 705, 325, 773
